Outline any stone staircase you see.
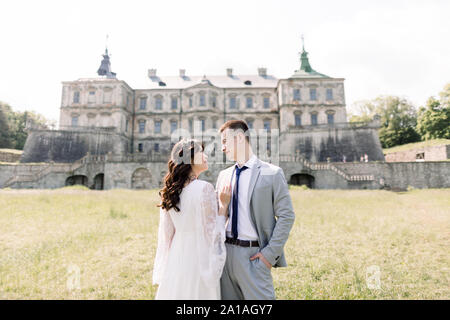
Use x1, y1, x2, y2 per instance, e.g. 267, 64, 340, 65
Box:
2, 155, 89, 188
279, 154, 376, 182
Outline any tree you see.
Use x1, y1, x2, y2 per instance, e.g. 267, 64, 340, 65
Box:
416, 83, 450, 140
0, 101, 55, 150
0, 102, 13, 148
350, 96, 421, 148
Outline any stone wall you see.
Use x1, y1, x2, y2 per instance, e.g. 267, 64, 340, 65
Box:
2, 158, 449, 190
20, 128, 130, 163
0, 150, 21, 162
280, 124, 385, 163
384, 144, 450, 162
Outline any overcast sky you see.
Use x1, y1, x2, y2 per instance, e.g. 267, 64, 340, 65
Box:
0, 0, 449, 125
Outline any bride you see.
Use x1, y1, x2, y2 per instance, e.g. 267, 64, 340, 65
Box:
152, 139, 232, 299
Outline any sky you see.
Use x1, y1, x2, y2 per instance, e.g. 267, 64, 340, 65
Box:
0, 0, 449, 126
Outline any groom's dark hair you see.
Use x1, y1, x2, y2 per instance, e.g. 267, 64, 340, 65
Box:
219, 120, 250, 142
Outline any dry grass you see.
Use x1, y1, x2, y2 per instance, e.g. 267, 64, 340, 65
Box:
0, 186, 449, 299
383, 139, 450, 154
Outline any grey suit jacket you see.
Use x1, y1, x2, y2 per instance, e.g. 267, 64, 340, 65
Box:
216, 157, 295, 268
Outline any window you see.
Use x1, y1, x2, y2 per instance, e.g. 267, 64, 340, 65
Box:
71, 116, 78, 127
310, 88, 317, 101
73, 91, 80, 103
247, 119, 254, 129
138, 143, 143, 153
88, 91, 96, 103
189, 118, 193, 132
170, 120, 178, 133
139, 97, 147, 110
211, 96, 217, 108
326, 88, 333, 101
311, 113, 318, 125
263, 120, 271, 131
293, 89, 301, 101
212, 119, 217, 129
327, 113, 334, 124
229, 97, 237, 109
154, 143, 160, 152
155, 97, 162, 110
244, 80, 252, 85
154, 120, 162, 134
200, 119, 206, 132
189, 96, 193, 108
171, 97, 177, 110
199, 93, 206, 106
103, 89, 112, 103
295, 114, 302, 126
138, 120, 146, 133
263, 97, 270, 109
125, 119, 129, 132
246, 97, 253, 108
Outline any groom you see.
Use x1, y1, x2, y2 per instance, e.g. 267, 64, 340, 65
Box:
215, 120, 295, 300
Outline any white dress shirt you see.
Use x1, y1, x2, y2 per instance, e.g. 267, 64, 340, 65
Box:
226, 154, 259, 241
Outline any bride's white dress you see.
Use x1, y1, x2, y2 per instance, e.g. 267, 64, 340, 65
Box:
152, 179, 226, 300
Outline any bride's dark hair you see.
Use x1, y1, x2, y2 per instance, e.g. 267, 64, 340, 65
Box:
157, 139, 204, 212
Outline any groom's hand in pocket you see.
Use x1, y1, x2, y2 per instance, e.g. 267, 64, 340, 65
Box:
250, 252, 272, 269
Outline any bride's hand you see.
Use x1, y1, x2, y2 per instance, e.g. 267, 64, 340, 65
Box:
218, 185, 232, 215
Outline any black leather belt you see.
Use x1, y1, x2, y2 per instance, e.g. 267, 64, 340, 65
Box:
225, 237, 259, 248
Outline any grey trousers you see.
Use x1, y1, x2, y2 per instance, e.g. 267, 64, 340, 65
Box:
220, 243, 276, 300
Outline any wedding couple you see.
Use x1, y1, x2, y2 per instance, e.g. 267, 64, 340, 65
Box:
152, 120, 295, 300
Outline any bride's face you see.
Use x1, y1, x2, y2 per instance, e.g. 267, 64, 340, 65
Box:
192, 151, 208, 174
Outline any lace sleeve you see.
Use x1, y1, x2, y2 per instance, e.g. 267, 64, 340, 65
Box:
152, 207, 175, 285
197, 182, 226, 287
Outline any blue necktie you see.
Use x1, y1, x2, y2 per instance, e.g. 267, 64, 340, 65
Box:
232, 165, 248, 240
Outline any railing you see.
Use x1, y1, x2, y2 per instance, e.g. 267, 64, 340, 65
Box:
58, 125, 117, 132
280, 154, 375, 182
287, 120, 379, 131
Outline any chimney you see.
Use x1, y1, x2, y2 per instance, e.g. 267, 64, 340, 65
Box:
148, 69, 157, 78
258, 67, 267, 77
226, 68, 233, 77
179, 69, 186, 77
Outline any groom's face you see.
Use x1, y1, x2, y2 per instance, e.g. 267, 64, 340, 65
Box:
221, 128, 245, 161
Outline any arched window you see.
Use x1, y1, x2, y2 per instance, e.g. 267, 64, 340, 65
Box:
294, 112, 302, 127
229, 95, 237, 109
310, 112, 318, 125
199, 92, 206, 106
73, 91, 80, 104
71, 115, 79, 127
139, 97, 147, 110
263, 119, 271, 131
138, 120, 146, 133
326, 110, 335, 124
171, 96, 178, 110
170, 120, 178, 133
310, 88, 317, 101
155, 96, 163, 110
246, 96, 253, 108
88, 90, 96, 104
326, 88, 333, 101
263, 96, 270, 109
211, 93, 218, 108
293, 89, 301, 101
154, 120, 162, 133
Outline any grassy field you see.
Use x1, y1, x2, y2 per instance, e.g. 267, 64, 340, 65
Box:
0, 186, 449, 299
